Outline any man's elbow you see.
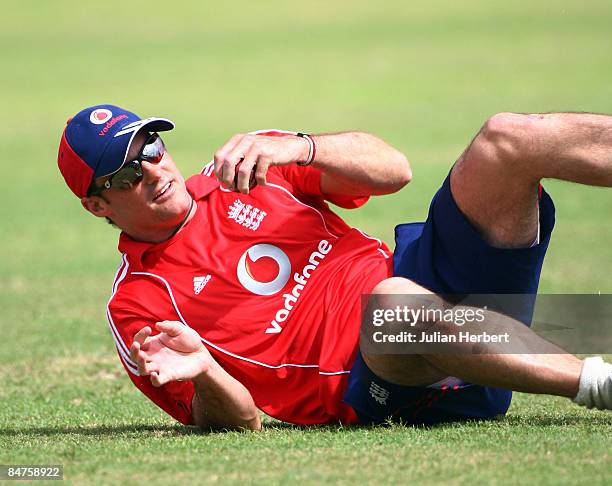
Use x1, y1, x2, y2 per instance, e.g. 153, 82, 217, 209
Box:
190, 404, 262, 432
236, 402, 262, 431
244, 412, 262, 431
399, 155, 413, 187
390, 152, 412, 192
229, 411, 261, 431
192, 413, 261, 432
234, 406, 262, 431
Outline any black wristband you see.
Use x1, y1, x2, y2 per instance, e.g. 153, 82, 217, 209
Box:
296, 132, 316, 166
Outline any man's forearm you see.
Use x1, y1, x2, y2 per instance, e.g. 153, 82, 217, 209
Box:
213, 129, 411, 195
191, 360, 261, 431
311, 132, 412, 196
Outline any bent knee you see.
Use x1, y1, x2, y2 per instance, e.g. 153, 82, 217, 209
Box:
466, 112, 535, 169
368, 278, 442, 328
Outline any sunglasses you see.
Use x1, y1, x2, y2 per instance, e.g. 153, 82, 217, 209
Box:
88, 133, 166, 196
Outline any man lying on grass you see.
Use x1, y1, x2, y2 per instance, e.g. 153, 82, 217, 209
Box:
57, 104, 612, 430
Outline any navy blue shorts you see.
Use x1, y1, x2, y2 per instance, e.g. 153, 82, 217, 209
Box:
343, 173, 556, 426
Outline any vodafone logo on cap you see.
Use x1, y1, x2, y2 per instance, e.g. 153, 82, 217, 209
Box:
237, 244, 291, 296
90, 108, 113, 125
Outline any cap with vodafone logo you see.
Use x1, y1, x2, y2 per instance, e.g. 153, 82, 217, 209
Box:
57, 104, 175, 198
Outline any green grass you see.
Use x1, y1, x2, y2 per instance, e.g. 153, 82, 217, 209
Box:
1, 0, 611, 483
1, 352, 611, 484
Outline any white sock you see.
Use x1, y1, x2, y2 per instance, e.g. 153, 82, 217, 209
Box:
573, 356, 612, 410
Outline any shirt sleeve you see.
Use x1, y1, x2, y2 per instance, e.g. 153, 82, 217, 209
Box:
107, 285, 196, 426
255, 129, 370, 209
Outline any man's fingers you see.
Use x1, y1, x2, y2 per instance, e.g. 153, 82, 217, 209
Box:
132, 327, 154, 356
155, 320, 184, 337
135, 346, 161, 376
136, 349, 150, 375
254, 157, 271, 187
133, 326, 152, 345
141, 357, 159, 376
214, 134, 243, 182
217, 134, 254, 190
140, 337, 152, 352
236, 150, 258, 194
222, 136, 257, 191
214, 134, 300, 190
130, 340, 140, 362
150, 371, 169, 388
220, 158, 240, 191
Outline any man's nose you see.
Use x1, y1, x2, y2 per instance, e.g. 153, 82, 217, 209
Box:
141, 158, 164, 183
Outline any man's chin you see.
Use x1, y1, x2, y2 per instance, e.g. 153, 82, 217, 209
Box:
161, 201, 193, 225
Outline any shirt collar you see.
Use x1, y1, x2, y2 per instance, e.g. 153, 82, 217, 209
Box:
117, 174, 220, 268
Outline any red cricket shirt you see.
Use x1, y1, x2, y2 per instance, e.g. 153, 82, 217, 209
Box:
106, 132, 392, 425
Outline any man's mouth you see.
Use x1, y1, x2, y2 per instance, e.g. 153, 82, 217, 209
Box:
153, 182, 172, 201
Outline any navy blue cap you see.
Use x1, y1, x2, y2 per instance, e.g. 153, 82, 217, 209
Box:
58, 104, 174, 197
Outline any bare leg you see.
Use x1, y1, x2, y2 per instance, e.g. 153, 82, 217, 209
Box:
427, 354, 580, 397
362, 113, 612, 406
451, 112, 612, 248
362, 278, 581, 397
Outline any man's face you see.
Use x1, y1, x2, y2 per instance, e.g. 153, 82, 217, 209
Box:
81, 131, 192, 242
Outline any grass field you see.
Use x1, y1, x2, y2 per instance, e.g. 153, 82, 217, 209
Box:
1, 1, 611, 484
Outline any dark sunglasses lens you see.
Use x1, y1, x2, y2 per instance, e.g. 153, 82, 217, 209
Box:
140, 135, 165, 163
111, 162, 143, 189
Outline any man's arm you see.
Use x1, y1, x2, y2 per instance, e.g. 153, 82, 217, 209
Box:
213, 131, 411, 196
190, 360, 261, 431
130, 321, 261, 431
314, 132, 412, 196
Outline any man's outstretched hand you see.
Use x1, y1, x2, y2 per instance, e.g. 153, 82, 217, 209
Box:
129, 321, 261, 430
130, 321, 213, 387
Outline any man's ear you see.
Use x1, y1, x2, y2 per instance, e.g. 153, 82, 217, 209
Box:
81, 196, 112, 218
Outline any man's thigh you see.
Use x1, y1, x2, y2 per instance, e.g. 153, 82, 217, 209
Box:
450, 129, 541, 249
